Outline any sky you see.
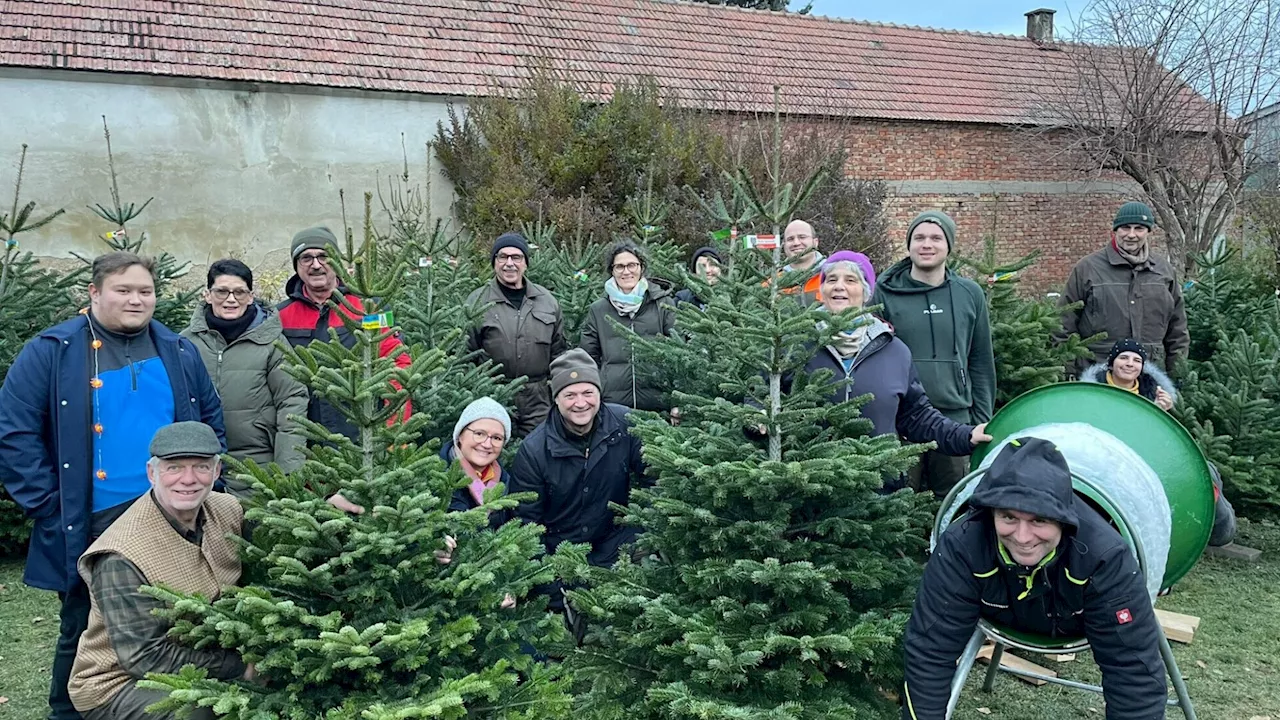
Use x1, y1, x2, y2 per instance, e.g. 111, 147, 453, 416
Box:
806, 0, 1075, 37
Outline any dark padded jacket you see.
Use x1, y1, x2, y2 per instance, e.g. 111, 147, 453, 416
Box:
508, 403, 646, 567
579, 282, 676, 411
902, 444, 1166, 720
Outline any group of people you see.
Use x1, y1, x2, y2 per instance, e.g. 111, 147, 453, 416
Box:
0, 200, 1219, 720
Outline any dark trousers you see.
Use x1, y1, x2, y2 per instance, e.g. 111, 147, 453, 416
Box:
50, 581, 91, 720
83, 682, 213, 720
907, 449, 971, 499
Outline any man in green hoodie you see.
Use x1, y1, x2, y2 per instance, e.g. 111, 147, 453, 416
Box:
871, 210, 996, 498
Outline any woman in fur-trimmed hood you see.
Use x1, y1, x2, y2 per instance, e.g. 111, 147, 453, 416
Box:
1079, 338, 1176, 411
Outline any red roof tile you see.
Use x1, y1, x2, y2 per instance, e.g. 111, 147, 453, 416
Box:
0, 0, 1178, 124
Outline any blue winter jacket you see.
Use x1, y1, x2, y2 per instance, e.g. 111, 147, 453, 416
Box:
0, 315, 225, 592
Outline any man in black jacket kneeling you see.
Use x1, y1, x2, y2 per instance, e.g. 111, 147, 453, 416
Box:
902, 437, 1167, 720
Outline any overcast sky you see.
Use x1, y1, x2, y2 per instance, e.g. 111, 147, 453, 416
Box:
807, 0, 1076, 36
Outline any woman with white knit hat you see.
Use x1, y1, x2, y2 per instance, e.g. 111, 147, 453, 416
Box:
443, 397, 515, 529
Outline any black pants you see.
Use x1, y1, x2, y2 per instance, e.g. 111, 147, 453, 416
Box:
907, 449, 971, 499
49, 581, 91, 720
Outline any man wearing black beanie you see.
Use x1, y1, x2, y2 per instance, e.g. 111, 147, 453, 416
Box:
466, 232, 566, 436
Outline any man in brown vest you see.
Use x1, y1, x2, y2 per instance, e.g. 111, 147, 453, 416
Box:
69, 422, 249, 720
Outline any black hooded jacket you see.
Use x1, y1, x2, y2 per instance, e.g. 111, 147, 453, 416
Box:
902, 438, 1167, 720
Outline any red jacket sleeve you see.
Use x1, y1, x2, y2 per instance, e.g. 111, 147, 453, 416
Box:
378, 332, 412, 423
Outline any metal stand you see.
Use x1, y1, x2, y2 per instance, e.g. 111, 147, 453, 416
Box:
946, 625, 1197, 720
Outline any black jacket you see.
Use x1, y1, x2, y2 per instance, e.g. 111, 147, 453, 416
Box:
902, 464, 1166, 719
440, 442, 514, 531
579, 282, 676, 411
508, 403, 646, 566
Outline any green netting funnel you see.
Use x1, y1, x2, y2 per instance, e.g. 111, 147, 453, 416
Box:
970, 382, 1215, 589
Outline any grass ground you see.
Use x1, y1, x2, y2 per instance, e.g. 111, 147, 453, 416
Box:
0, 521, 1277, 719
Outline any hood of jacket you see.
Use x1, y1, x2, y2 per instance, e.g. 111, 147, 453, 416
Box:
876, 257, 960, 295
1079, 362, 1177, 403
969, 437, 1079, 529
185, 303, 281, 344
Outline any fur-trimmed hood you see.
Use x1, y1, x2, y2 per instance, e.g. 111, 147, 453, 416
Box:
1080, 361, 1177, 404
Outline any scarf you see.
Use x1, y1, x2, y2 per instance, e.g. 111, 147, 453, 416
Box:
606, 277, 648, 317
1106, 371, 1141, 395
458, 453, 502, 506
1112, 237, 1150, 266
204, 303, 258, 343
830, 323, 874, 359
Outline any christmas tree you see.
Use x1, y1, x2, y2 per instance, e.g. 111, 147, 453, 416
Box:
377, 174, 520, 446
81, 116, 198, 331
524, 213, 603, 343
0, 144, 81, 555
955, 232, 1098, 406
138, 194, 572, 718
554, 91, 934, 720
1176, 245, 1280, 519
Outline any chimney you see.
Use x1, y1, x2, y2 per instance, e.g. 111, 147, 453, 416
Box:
1025, 8, 1056, 44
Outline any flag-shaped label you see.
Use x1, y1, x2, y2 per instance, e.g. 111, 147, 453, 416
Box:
1116, 608, 1132, 624
362, 312, 395, 330
754, 234, 778, 250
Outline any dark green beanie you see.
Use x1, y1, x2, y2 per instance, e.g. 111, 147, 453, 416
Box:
291, 226, 339, 267
907, 210, 956, 251
1113, 202, 1155, 230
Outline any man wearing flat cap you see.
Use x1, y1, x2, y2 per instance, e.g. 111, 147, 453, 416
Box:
466, 232, 566, 436
69, 422, 250, 720
901, 437, 1166, 720
509, 349, 646, 573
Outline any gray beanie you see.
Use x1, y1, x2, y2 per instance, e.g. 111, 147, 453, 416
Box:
907, 210, 956, 251
291, 226, 339, 265
453, 397, 512, 449
550, 348, 602, 398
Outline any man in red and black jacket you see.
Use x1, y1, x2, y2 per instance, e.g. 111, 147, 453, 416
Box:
277, 226, 412, 444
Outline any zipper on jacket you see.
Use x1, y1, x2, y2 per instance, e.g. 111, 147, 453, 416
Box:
216, 350, 224, 386
630, 320, 637, 408
127, 338, 138, 391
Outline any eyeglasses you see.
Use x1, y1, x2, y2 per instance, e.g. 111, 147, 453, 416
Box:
159, 461, 217, 477
209, 288, 252, 301
612, 262, 642, 273
466, 427, 506, 446
298, 252, 330, 266
496, 253, 526, 265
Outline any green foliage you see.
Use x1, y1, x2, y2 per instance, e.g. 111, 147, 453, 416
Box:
524, 216, 604, 343
0, 144, 82, 555
432, 72, 886, 261
82, 117, 197, 331
557, 121, 931, 719
1177, 244, 1280, 519
955, 233, 1098, 406
139, 196, 571, 718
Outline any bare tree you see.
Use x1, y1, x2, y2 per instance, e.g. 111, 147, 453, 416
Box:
1031, 0, 1280, 274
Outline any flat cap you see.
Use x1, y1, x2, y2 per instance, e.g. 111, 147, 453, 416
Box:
149, 422, 223, 460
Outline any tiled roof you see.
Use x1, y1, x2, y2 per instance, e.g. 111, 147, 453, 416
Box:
0, 0, 1134, 124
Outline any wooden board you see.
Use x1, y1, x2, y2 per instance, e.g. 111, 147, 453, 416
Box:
1206, 543, 1263, 562
1044, 653, 1077, 663
1155, 608, 1201, 644
977, 645, 1057, 686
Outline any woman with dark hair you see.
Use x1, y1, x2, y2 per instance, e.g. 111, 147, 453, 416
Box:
579, 242, 676, 411
1079, 338, 1176, 411
182, 259, 308, 488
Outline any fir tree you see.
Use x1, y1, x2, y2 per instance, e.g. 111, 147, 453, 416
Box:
0, 144, 80, 555
138, 194, 571, 719
555, 90, 933, 720
955, 231, 1098, 406
81, 116, 198, 331
524, 213, 603, 343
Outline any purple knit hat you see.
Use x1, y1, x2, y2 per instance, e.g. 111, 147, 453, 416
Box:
821, 251, 877, 296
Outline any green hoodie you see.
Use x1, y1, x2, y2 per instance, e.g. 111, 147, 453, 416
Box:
870, 259, 995, 424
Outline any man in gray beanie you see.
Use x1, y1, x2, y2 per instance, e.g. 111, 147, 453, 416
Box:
1055, 200, 1188, 376
872, 210, 995, 499
509, 349, 646, 581
466, 232, 566, 437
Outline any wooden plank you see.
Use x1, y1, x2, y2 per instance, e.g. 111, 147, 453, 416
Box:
1044, 653, 1077, 663
1155, 608, 1201, 644
977, 645, 1056, 686
1206, 543, 1263, 562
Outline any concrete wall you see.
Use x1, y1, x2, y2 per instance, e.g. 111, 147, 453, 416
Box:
0, 68, 462, 286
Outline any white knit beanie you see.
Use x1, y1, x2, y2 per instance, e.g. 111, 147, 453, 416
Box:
453, 397, 512, 448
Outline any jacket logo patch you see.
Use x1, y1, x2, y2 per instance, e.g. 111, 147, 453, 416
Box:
924, 304, 944, 315
1116, 608, 1133, 624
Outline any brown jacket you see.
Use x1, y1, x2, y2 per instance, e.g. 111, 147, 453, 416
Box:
467, 279, 566, 435
1057, 243, 1189, 374
69, 492, 243, 712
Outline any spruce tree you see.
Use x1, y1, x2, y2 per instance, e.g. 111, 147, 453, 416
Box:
524, 215, 603, 342
139, 194, 571, 719
0, 144, 80, 554
555, 91, 933, 720
82, 116, 198, 331
955, 233, 1098, 406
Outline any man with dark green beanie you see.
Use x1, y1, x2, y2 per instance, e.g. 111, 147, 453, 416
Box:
871, 210, 995, 498
1055, 201, 1188, 376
